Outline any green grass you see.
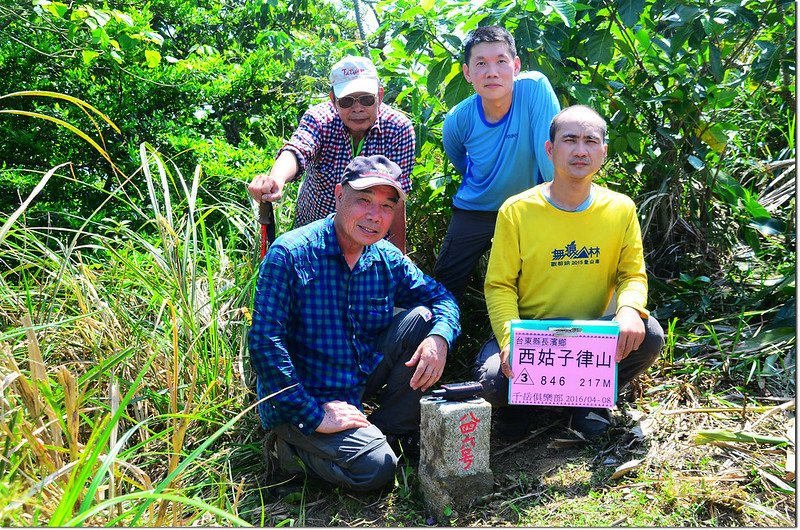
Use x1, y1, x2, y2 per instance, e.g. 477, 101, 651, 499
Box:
0, 100, 794, 526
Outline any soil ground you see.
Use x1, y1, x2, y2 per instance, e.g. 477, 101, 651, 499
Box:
237, 382, 795, 527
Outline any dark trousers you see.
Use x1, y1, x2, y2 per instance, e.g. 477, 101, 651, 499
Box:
433, 207, 498, 300
273, 306, 433, 490
474, 315, 665, 407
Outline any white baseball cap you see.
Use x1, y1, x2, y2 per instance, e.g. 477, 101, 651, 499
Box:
329, 56, 380, 98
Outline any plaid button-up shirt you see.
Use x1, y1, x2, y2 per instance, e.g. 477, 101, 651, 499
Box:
249, 216, 460, 434
280, 101, 415, 227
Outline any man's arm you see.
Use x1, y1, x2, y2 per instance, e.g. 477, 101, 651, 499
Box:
247, 105, 325, 203
613, 200, 650, 361
442, 108, 468, 176
249, 244, 325, 434
614, 201, 649, 316
391, 254, 461, 390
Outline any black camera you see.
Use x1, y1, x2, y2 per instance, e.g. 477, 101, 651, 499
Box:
430, 381, 484, 401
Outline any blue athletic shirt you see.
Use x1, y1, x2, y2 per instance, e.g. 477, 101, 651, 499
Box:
442, 71, 561, 211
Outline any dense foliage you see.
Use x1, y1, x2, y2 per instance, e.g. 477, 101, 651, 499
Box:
2, 0, 793, 287
0, 0, 794, 525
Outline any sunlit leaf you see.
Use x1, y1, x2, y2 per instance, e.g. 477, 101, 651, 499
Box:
748, 218, 784, 236
546, 1, 577, 27
758, 469, 795, 494
609, 459, 643, 480
694, 429, 789, 446
736, 327, 796, 353
697, 123, 728, 153
443, 72, 472, 108
144, 49, 162, 68
81, 50, 99, 65
113, 11, 134, 26
46, 1, 69, 18
687, 155, 704, 169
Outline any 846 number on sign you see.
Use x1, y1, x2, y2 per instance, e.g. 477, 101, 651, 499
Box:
541, 376, 565, 386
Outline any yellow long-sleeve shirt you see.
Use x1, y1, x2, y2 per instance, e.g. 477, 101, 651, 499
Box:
485, 184, 649, 348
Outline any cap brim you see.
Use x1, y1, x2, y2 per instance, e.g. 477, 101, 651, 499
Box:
346, 177, 406, 200
333, 78, 380, 98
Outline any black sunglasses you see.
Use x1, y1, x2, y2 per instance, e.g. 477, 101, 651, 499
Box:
337, 94, 377, 108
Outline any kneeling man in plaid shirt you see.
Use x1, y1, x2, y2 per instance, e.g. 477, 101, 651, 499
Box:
249, 155, 459, 492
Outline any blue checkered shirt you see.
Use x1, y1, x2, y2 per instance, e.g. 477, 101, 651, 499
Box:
249, 216, 460, 434
279, 101, 415, 227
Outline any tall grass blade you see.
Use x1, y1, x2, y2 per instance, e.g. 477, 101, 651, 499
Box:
0, 90, 121, 133
0, 163, 65, 245
65, 492, 251, 527
693, 429, 790, 446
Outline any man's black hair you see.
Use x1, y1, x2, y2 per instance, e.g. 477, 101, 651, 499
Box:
549, 105, 608, 143
463, 25, 517, 65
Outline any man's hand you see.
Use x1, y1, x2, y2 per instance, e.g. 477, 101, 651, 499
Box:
248, 151, 298, 203
248, 173, 285, 203
499, 344, 514, 379
614, 305, 645, 362
315, 401, 371, 434
406, 334, 448, 391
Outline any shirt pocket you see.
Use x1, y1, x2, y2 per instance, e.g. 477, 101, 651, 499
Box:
352, 295, 393, 336
366, 296, 391, 316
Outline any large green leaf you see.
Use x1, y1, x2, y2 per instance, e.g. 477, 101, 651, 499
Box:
144, 49, 161, 68
443, 72, 473, 109
427, 57, 454, 99
515, 17, 540, 51
546, 0, 577, 27
585, 28, 615, 65
617, 0, 645, 28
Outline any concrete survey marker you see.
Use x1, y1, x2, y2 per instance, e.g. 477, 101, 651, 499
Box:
418, 396, 493, 521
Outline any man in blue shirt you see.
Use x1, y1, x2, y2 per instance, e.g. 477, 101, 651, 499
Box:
249, 155, 460, 492
434, 26, 561, 300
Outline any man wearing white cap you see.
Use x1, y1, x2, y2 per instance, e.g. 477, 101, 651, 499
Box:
250, 155, 459, 491
248, 56, 415, 252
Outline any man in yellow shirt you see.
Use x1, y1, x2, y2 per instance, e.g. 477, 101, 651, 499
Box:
475, 105, 664, 439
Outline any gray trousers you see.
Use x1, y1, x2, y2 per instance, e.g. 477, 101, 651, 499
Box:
272, 306, 434, 491
433, 207, 498, 300
474, 315, 665, 407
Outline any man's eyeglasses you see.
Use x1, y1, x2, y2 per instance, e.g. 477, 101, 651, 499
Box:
337, 94, 377, 108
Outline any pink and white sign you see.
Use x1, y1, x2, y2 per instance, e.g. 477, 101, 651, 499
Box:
508, 320, 619, 408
